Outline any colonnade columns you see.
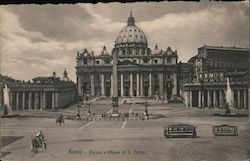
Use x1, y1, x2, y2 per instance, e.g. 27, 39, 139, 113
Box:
207, 90, 211, 107
34, 92, 39, 110
244, 89, 247, 109
136, 73, 140, 96
111, 74, 113, 96
198, 90, 201, 108
219, 90, 223, 108
185, 90, 189, 107
158, 73, 164, 98
190, 91, 193, 107
101, 74, 105, 96
238, 90, 241, 108
90, 74, 95, 97
22, 92, 25, 110
201, 90, 205, 108
140, 73, 143, 96
16, 92, 19, 110
9, 92, 13, 112
213, 90, 217, 107
248, 87, 250, 122
43, 92, 46, 110
55, 92, 58, 109
28, 92, 32, 110
149, 73, 152, 96
52, 92, 55, 110
120, 73, 124, 96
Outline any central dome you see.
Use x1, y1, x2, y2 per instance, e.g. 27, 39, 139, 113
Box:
115, 11, 148, 46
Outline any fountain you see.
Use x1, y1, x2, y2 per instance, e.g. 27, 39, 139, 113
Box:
3, 84, 11, 114
214, 77, 242, 117
224, 77, 236, 115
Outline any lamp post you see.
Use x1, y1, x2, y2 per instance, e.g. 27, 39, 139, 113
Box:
77, 103, 81, 118
86, 95, 90, 115
144, 101, 149, 119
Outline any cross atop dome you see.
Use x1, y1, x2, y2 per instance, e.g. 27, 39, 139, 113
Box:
127, 10, 135, 26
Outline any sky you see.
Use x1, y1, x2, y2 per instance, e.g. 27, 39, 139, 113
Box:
0, 1, 249, 82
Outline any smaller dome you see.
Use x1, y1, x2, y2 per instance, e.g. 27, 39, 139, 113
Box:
153, 44, 160, 55
101, 46, 108, 55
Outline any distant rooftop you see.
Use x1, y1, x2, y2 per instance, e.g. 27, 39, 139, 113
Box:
199, 45, 250, 52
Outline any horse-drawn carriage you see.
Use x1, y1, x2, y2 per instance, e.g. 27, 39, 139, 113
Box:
31, 131, 47, 152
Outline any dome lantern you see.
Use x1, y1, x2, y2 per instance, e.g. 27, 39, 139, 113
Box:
127, 10, 135, 26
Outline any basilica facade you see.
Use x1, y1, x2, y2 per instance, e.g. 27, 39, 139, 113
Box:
76, 12, 179, 100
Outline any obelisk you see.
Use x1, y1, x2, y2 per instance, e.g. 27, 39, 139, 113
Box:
111, 52, 119, 116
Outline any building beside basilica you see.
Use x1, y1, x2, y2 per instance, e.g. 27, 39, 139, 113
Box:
182, 45, 249, 109
0, 70, 77, 111
76, 12, 179, 100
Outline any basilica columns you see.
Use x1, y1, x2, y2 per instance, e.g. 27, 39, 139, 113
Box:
136, 73, 140, 96
130, 73, 133, 96
121, 73, 124, 96
158, 73, 164, 97
101, 74, 105, 96
149, 73, 152, 96
140, 73, 143, 96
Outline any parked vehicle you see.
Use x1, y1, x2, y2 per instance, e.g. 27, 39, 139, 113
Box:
213, 124, 238, 136
164, 124, 197, 138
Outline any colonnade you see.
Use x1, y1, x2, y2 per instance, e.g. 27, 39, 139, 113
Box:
184, 89, 248, 108
10, 91, 58, 111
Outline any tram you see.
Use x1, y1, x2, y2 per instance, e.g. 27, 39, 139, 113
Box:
213, 124, 238, 136
164, 124, 197, 138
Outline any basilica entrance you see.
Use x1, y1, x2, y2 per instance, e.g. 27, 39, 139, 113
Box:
105, 87, 110, 96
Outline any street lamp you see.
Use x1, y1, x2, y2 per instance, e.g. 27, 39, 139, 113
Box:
77, 103, 81, 118
144, 101, 149, 119
86, 95, 91, 115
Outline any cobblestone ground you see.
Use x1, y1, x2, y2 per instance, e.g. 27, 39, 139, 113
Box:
1, 103, 250, 161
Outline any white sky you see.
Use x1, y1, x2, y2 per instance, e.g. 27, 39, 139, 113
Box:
0, 1, 249, 82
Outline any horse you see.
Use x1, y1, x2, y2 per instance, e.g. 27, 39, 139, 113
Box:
31, 136, 47, 152
56, 116, 65, 126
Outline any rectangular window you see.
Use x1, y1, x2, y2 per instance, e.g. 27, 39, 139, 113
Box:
96, 60, 100, 64
83, 59, 87, 65
154, 59, 158, 64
